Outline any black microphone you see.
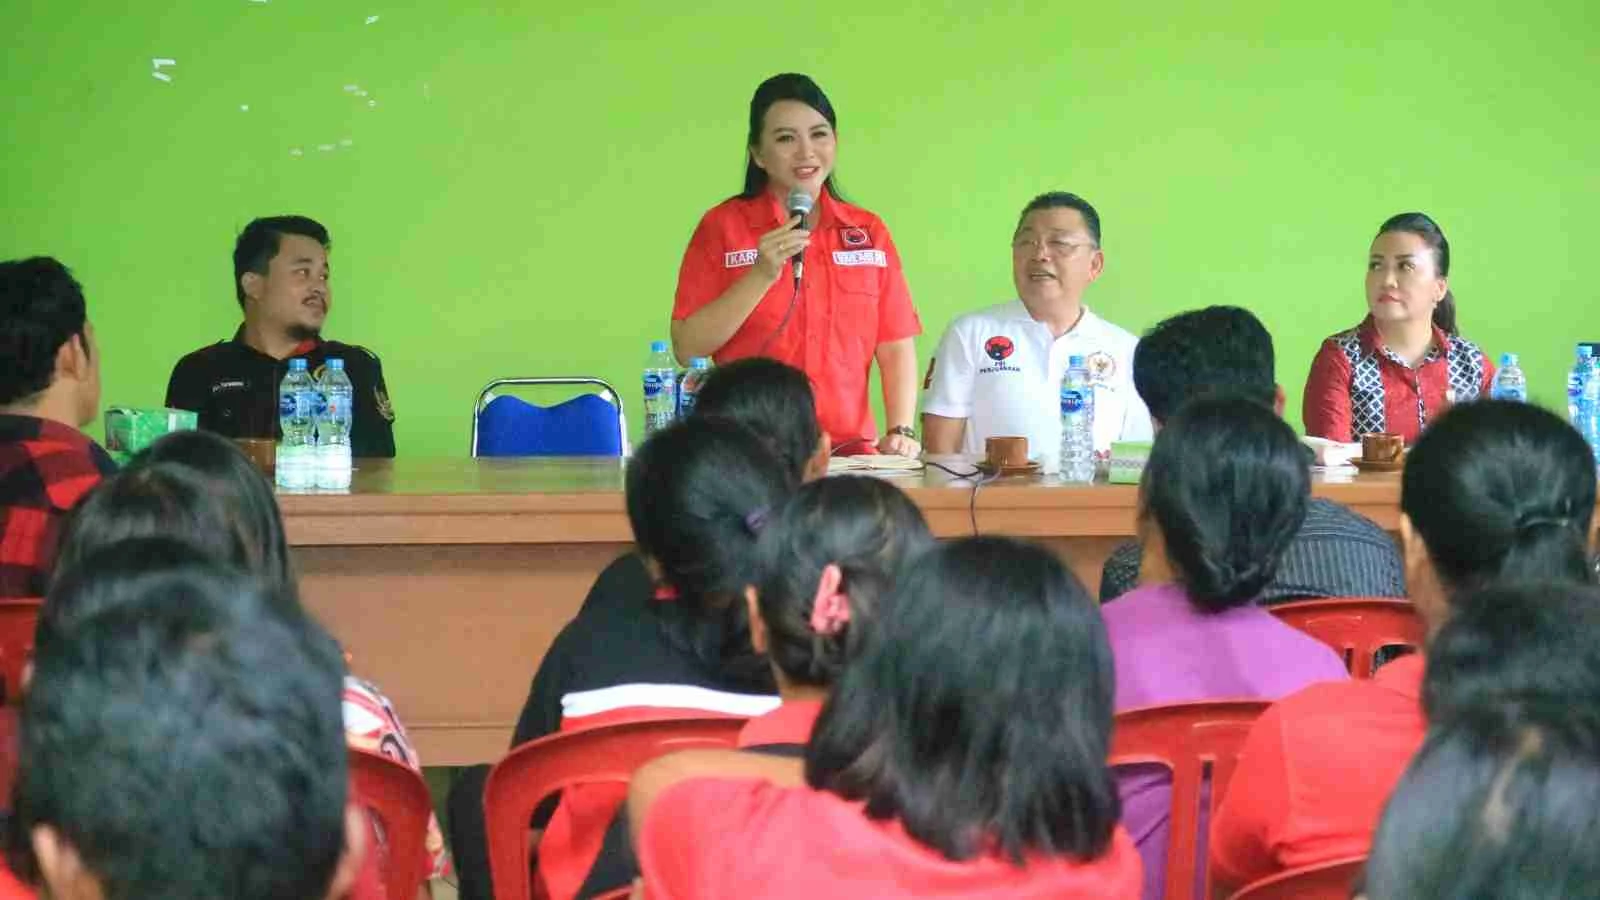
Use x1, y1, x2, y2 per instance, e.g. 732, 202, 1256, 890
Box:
786, 187, 814, 290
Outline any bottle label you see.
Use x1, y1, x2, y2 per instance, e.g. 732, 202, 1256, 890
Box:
644, 372, 670, 399
279, 394, 299, 417
1060, 389, 1088, 414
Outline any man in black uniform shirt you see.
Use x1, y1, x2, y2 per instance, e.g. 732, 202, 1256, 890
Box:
165, 215, 396, 457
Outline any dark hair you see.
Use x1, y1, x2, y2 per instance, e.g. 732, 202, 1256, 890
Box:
13, 546, 348, 900
1364, 703, 1600, 900
806, 537, 1120, 864
626, 418, 792, 689
740, 73, 840, 200
1422, 583, 1600, 727
1376, 212, 1457, 335
0, 256, 89, 406
137, 429, 293, 582
693, 357, 822, 484
1016, 192, 1102, 247
751, 475, 933, 687
233, 215, 331, 307
1132, 306, 1276, 423
1140, 396, 1309, 612
53, 452, 295, 599
1402, 401, 1596, 597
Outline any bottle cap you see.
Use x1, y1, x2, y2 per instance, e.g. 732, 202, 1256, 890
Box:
690, 357, 710, 369
326, 358, 345, 370
650, 340, 669, 353
1500, 352, 1518, 367
288, 358, 308, 370
1068, 354, 1086, 368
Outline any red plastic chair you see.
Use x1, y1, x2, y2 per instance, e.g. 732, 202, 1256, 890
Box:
1270, 598, 1424, 679
483, 717, 746, 900
1227, 855, 1367, 900
348, 747, 434, 900
1110, 699, 1271, 900
0, 598, 43, 706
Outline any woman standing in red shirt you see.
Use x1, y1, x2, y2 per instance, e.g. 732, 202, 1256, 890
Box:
1303, 212, 1493, 444
670, 73, 922, 457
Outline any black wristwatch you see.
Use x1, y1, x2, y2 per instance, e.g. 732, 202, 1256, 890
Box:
886, 425, 916, 440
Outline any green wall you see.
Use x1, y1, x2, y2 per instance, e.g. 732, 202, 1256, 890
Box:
4, 1, 1596, 455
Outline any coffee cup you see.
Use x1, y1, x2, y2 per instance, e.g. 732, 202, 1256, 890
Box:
1360, 432, 1404, 463
985, 436, 1030, 470
233, 438, 277, 476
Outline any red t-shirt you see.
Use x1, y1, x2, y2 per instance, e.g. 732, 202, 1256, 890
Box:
672, 191, 921, 449
640, 778, 1142, 899
1302, 317, 1494, 444
736, 698, 822, 748
1210, 654, 1426, 889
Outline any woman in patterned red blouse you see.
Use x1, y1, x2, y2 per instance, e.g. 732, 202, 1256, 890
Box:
1303, 212, 1494, 445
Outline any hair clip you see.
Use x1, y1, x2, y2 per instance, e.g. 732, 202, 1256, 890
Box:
652, 584, 680, 602
809, 563, 852, 636
1515, 514, 1573, 535
743, 506, 770, 535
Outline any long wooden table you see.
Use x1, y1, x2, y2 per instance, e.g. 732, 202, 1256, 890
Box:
280, 457, 1406, 765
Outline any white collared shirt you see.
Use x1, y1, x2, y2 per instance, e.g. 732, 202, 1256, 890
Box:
922, 300, 1152, 469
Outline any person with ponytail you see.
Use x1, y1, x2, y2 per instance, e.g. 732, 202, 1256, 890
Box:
1212, 400, 1598, 891
1100, 395, 1348, 900
1303, 212, 1495, 444
629, 537, 1143, 899
447, 418, 793, 900
669, 73, 923, 457
574, 475, 933, 897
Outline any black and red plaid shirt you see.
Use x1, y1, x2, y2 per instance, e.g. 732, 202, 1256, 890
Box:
0, 414, 117, 598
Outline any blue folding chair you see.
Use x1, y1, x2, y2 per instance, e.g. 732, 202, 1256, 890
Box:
471, 377, 629, 457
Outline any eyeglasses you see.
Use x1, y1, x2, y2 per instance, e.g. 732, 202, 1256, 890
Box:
1011, 235, 1096, 255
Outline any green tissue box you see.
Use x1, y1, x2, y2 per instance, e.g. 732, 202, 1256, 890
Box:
104, 407, 198, 463
1107, 440, 1152, 485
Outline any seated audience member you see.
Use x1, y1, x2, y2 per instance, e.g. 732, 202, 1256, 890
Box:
0, 257, 112, 598
1303, 212, 1493, 445
165, 215, 397, 456
52, 431, 451, 889
1102, 395, 1348, 900
450, 418, 794, 900
1210, 400, 1598, 890
1361, 583, 1600, 900
1099, 306, 1403, 603
576, 356, 829, 619
452, 360, 825, 897
628, 537, 1143, 899
10, 542, 365, 900
922, 191, 1152, 462
577, 473, 934, 896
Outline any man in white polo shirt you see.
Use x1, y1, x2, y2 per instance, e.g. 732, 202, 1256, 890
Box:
922, 192, 1152, 469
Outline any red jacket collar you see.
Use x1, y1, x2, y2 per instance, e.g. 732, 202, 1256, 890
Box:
741, 188, 858, 231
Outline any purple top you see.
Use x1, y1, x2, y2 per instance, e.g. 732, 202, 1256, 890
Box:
1102, 582, 1349, 900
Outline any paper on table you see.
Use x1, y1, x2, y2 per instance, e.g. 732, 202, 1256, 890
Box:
827, 455, 924, 475
1302, 436, 1361, 468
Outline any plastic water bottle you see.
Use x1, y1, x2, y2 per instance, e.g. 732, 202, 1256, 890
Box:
1582, 358, 1600, 466
315, 358, 354, 490
678, 357, 712, 417
1490, 352, 1527, 402
276, 358, 316, 489
1059, 354, 1096, 484
1568, 345, 1593, 424
643, 341, 679, 435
